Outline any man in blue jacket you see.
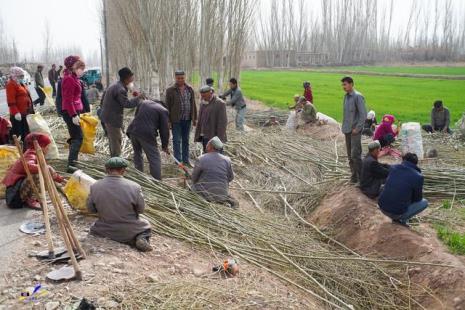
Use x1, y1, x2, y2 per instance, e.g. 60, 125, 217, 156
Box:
378, 153, 428, 227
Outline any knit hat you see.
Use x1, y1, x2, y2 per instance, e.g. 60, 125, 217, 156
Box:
199, 85, 212, 93
9, 67, 25, 81
368, 140, 381, 151
25, 132, 52, 150
367, 110, 375, 120
105, 157, 129, 169
175, 70, 185, 76
64, 55, 81, 69
208, 136, 223, 151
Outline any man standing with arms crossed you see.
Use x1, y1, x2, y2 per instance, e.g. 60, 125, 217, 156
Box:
341, 76, 367, 184
165, 70, 197, 166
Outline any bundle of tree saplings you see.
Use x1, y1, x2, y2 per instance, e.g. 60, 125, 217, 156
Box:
75, 159, 430, 310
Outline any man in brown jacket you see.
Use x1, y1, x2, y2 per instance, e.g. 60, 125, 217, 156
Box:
194, 85, 227, 152
87, 157, 152, 252
165, 70, 197, 165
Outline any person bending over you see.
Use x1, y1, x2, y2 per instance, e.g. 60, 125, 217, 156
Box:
87, 157, 152, 252
378, 153, 428, 228
359, 140, 390, 199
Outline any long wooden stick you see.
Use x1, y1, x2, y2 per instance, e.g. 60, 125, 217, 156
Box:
38, 168, 55, 258
12, 135, 40, 199
33, 140, 86, 259
33, 141, 83, 280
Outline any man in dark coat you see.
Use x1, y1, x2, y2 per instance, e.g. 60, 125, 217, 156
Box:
194, 85, 227, 152
378, 153, 428, 227
360, 140, 390, 199
100, 67, 144, 157
127, 100, 170, 180
165, 70, 197, 166
33, 65, 46, 106
48, 64, 57, 97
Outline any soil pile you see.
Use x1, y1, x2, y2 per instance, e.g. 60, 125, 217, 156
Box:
310, 187, 465, 310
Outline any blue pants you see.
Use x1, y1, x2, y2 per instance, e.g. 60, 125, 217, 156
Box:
398, 199, 428, 224
172, 120, 191, 164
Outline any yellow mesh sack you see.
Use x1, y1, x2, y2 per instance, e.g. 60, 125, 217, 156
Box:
26, 113, 59, 160
0, 146, 20, 198
63, 170, 96, 214
79, 113, 99, 154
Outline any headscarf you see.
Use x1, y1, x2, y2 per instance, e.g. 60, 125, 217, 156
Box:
64, 55, 81, 69
25, 132, 51, 150
367, 110, 376, 120
9, 67, 25, 82
303, 81, 311, 88
382, 114, 395, 124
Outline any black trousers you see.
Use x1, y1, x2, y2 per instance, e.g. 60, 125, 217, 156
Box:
10, 115, 30, 146
33, 87, 46, 105
51, 82, 56, 97
63, 112, 83, 166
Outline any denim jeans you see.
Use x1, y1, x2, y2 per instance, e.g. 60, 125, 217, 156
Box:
399, 199, 428, 224
172, 120, 191, 164
235, 107, 246, 131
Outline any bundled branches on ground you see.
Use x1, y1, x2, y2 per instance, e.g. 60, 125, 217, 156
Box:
73, 159, 427, 309
244, 109, 289, 127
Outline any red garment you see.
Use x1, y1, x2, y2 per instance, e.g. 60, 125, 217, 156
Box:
6, 79, 32, 115
0, 117, 11, 144
304, 88, 313, 104
2, 133, 62, 187
61, 69, 83, 116
374, 114, 397, 141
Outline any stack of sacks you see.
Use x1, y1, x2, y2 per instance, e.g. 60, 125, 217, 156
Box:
400, 122, 424, 160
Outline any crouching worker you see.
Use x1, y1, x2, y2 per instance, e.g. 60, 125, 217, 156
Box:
378, 153, 428, 228
192, 137, 237, 208
87, 157, 152, 252
3, 133, 64, 209
359, 141, 390, 199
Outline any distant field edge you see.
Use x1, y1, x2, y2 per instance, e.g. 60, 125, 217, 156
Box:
244, 68, 465, 80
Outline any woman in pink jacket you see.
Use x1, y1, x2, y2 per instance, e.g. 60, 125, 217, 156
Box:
61, 55, 85, 172
374, 114, 401, 158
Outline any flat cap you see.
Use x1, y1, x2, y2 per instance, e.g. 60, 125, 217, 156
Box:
206, 78, 214, 86
199, 85, 212, 93
298, 96, 307, 103
208, 136, 223, 151
368, 140, 381, 151
175, 70, 185, 76
105, 157, 129, 169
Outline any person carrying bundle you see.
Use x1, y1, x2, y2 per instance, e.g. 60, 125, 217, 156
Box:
192, 137, 237, 208
297, 96, 317, 126
87, 157, 152, 252
2, 133, 64, 210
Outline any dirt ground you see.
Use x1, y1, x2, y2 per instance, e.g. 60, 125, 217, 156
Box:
310, 187, 465, 310
0, 201, 312, 309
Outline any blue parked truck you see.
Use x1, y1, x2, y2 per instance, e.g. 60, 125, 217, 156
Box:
80, 67, 102, 87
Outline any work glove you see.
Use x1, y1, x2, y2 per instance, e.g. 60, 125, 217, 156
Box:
72, 115, 81, 126
14, 113, 22, 121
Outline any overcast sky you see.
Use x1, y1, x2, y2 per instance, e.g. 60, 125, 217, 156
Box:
0, 0, 101, 59
0, 0, 463, 61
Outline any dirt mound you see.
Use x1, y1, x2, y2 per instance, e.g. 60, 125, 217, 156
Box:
309, 187, 465, 309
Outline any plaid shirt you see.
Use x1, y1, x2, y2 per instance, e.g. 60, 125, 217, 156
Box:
179, 86, 192, 120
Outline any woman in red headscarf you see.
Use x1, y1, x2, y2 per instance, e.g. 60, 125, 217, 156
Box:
3, 133, 64, 209
374, 114, 401, 158
61, 55, 85, 172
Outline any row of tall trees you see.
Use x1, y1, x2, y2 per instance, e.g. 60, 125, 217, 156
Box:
256, 0, 465, 65
104, 0, 253, 98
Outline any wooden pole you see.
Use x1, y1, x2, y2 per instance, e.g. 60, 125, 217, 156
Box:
33, 141, 83, 280
12, 135, 40, 198
33, 140, 86, 259
38, 168, 55, 258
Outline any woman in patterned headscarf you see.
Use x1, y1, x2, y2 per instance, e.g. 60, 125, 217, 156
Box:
61, 55, 85, 172
5, 67, 34, 144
